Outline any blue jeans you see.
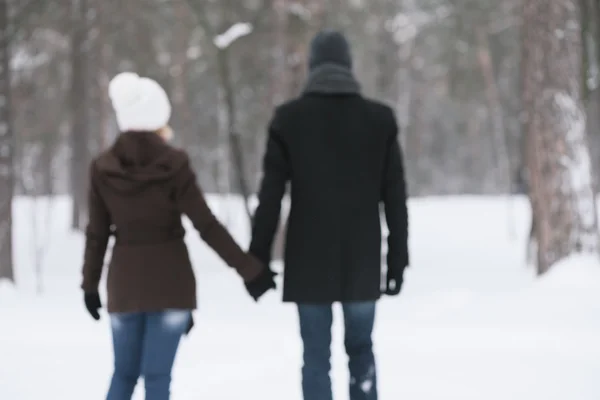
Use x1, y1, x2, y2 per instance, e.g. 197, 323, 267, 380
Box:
298, 302, 377, 400
106, 310, 191, 400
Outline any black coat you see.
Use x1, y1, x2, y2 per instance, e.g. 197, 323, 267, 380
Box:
250, 93, 409, 303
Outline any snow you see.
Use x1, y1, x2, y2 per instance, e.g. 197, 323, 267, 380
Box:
186, 46, 202, 60
213, 23, 253, 49
10, 47, 50, 71
1, 195, 599, 399
288, 3, 312, 20
552, 90, 598, 251
535, 254, 600, 291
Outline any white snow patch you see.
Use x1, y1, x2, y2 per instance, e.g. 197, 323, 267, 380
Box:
535, 254, 600, 291
360, 379, 373, 393
163, 310, 190, 330
288, 2, 312, 20
552, 90, 598, 250
10, 48, 50, 71
0, 279, 17, 301
186, 45, 202, 60
214, 23, 253, 49
110, 314, 123, 331
412, 288, 475, 319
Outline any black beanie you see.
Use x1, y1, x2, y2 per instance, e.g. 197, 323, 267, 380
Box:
308, 30, 352, 71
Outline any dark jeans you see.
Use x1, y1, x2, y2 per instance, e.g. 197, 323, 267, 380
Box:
106, 310, 191, 400
297, 301, 377, 400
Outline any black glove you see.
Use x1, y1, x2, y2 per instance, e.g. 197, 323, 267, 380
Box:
84, 292, 102, 320
384, 267, 403, 296
245, 267, 276, 301
185, 315, 194, 335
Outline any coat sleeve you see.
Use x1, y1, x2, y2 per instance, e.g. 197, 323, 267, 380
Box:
382, 110, 409, 272
249, 111, 291, 266
81, 163, 111, 293
174, 153, 263, 282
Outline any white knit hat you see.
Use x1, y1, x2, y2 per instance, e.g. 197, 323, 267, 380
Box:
108, 72, 171, 132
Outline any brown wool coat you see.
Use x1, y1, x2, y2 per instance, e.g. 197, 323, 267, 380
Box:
81, 131, 264, 313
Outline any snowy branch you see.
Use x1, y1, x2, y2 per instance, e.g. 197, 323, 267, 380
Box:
213, 22, 253, 50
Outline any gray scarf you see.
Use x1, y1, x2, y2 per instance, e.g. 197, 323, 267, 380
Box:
303, 63, 361, 95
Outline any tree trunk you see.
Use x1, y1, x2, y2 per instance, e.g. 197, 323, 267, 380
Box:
477, 28, 511, 194
216, 48, 252, 221
523, 1, 600, 274
272, 0, 288, 107
70, 0, 90, 230
185, 0, 269, 223
375, 0, 400, 106
286, 0, 311, 97
0, 0, 14, 282
97, 0, 112, 151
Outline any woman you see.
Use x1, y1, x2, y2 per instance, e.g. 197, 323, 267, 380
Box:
80, 72, 275, 400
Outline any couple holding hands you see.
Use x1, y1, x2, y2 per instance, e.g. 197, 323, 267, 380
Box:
82, 30, 409, 400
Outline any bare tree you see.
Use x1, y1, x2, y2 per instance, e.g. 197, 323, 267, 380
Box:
0, 0, 13, 282
70, 0, 90, 230
523, 1, 600, 274
21, 145, 57, 294
185, 0, 273, 222
476, 27, 514, 237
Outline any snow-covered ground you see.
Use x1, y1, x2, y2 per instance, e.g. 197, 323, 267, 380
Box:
1, 195, 599, 399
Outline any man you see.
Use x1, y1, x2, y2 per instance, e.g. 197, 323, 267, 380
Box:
248, 30, 409, 400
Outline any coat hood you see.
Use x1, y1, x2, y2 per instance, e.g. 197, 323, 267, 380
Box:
95, 131, 187, 194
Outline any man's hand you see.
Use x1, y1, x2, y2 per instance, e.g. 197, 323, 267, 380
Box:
384, 268, 403, 296
245, 268, 277, 301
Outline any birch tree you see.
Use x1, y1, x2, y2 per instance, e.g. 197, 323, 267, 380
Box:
523, 1, 600, 274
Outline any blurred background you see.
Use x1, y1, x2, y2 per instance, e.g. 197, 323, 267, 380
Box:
3, 0, 600, 223
1, 0, 535, 209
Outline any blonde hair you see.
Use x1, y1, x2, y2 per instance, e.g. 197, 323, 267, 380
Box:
156, 125, 173, 141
